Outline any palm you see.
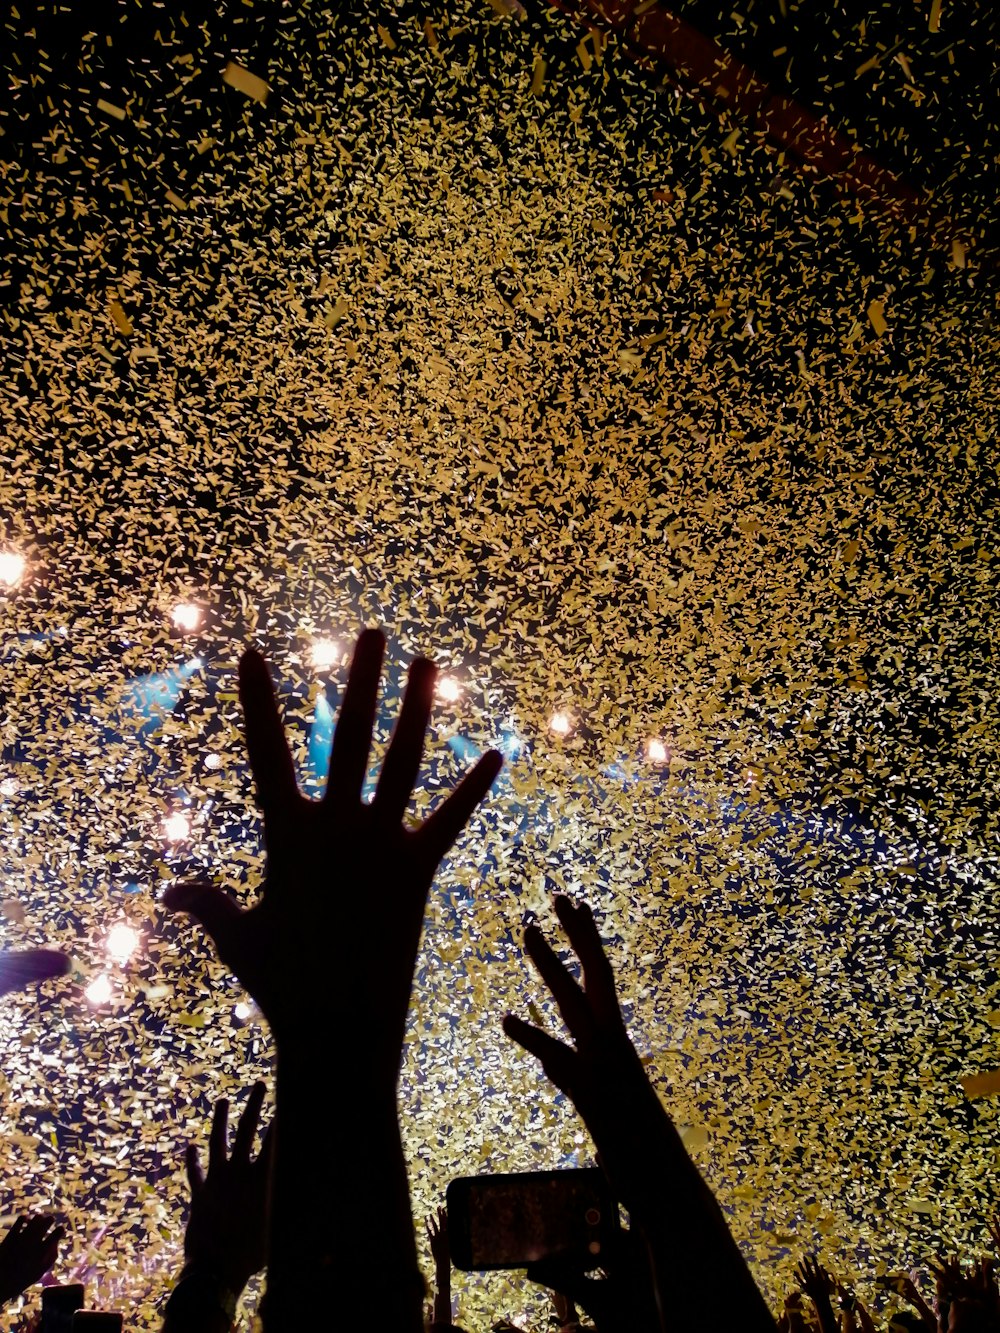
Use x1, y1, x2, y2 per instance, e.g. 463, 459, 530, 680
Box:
166, 630, 502, 1059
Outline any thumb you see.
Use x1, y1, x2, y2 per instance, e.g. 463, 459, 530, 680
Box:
163, 880, 243, 957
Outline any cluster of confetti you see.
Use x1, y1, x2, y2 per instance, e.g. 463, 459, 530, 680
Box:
1, 0, 998, 1327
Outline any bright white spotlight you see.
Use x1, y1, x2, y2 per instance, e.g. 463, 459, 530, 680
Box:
0, 777, 18, 797
204, 753, 223, 771
0, 552, 26, 588
106, 923, 140, 966
171, 602, 202, 632
85, 974, 113, 1006
163, 811, 191, 843
647, 738, 668, 763
436, 675, 461, 703
549, 712, 572, 736
234, 1000, 253, 1021
310, 638, 339, 671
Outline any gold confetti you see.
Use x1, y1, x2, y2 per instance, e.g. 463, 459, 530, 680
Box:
96, 98, 127, 121
221, 62, 270, 103
0, 1, 996, 1325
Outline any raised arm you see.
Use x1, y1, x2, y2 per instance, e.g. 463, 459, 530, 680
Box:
165, 629, 502, 1332
0, 1214, 64, 1307
164, 1081, 271, 1333
796, 1255, 838, 1333
503, 895, 776, 1333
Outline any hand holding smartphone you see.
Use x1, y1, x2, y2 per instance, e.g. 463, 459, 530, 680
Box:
446, 1167, 618, 1272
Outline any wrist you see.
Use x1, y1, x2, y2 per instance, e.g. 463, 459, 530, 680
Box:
167, 1261, 242, 1328
183, 1249, 253, 1299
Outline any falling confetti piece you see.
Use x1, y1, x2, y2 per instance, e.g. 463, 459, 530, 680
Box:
221, 62, 270, 103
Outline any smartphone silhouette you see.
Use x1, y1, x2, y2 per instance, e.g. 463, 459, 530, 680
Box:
446, 1167, 617, 1271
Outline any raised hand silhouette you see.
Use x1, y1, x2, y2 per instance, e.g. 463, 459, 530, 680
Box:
166, 629, 501, 1078
505, 895, 776, 1333
165, 628, 502, 1333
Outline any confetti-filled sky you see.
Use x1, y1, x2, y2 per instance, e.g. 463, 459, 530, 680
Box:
1, 0, 998, 1327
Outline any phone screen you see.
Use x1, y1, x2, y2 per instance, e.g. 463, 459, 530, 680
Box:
447, 1168, 615, 1271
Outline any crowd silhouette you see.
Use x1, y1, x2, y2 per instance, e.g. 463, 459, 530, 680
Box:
1, 629, 997, 1330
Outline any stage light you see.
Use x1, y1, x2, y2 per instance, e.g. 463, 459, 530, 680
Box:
0, 551, 26, 587
85, 974, 113, 1006
549, 712, 572, 736
436, 675, 461, 702
234, 1000, 253, 1021
163, 811, 191, 843
647, 738, 667, 763
310, 638, 339, 671
171, 603, 202, 632
106, 923, 140, 966
204, 753, 222, 770
499, 724, 523, 759
0, 777, 18, 797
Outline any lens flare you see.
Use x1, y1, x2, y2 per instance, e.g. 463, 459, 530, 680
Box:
171, 603, 202, 632
106, 923, 140, 966
163, 811, 191, 843
310, 638, 340, 670
0, 552, 26, 587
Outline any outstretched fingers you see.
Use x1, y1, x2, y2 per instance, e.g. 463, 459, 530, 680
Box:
239, 650, 298, 815
415, 748, 503, 866
185, 1141, 204, 1195
374, 657, 436, 825
209, 1096, 230, 1172
326, 628, 384, 805
232, 1080, 267, 1163
553, 896, 623, 1028
523, 921, 591, 1038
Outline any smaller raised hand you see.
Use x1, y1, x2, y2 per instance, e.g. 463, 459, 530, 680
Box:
795, 1254, 837, 1333
777, 1292, 809, 1333
504, 895, 777, 1333
183, 1080, 272, 1294
890, 1270, 936, 1330
426, 1206, 450, 1275
164, 1081, 272, 1332
0, 1213, 64, 1306
426, 1206, 453, 1328
933, 1255, 963, 1333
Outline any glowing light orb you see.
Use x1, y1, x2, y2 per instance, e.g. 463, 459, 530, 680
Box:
234, 1000, 253, 1021
310, 638, 340, 671
106, 923, 140, 966
436, 675, 461, 702
549, 712, 572, 736
647, 738, 668, 763
0, 551, 26, 587
85, 974, 113, 1006
171, 602, 202, 632
204, 753, 222, 771
163, 811, 191, 842
0, 777, 18, 797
